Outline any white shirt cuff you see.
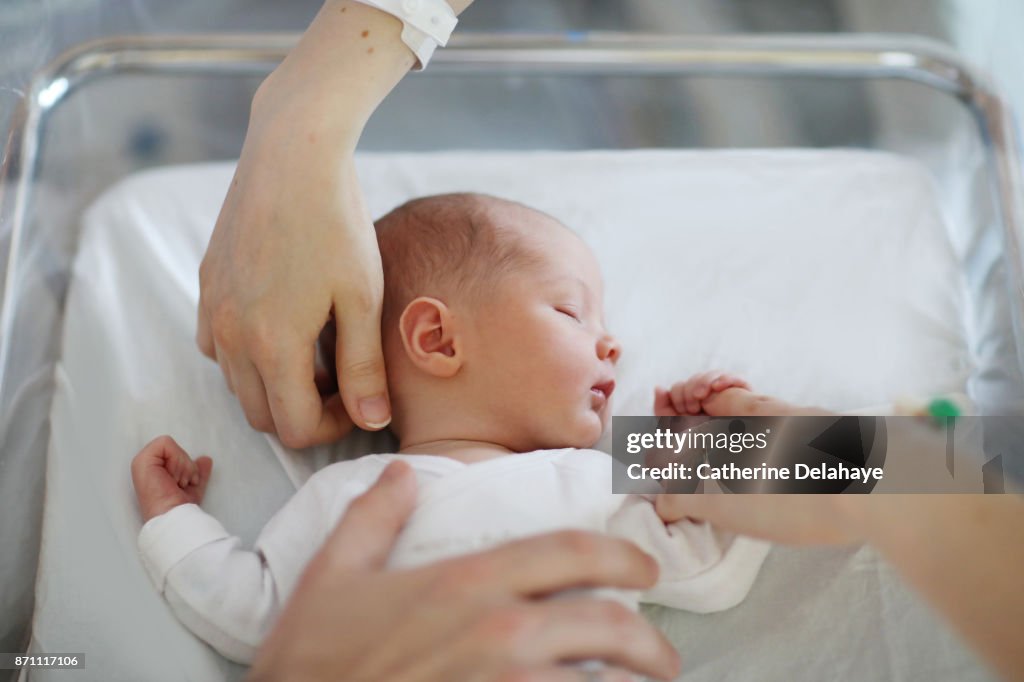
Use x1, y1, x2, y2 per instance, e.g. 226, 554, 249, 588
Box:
137, 503, 232, 594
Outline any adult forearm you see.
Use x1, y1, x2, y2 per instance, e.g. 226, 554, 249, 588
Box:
255, 0, 474, 147
855, 495, 1024, 681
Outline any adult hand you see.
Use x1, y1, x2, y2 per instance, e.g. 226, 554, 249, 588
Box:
196, 1, 442, 447
248, 461, 682, 681
198, 133, 387, 446
654, 493, 863, 546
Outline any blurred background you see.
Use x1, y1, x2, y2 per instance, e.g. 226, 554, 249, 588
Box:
1, 0, 1022, 171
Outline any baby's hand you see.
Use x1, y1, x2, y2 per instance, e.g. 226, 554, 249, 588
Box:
654, 371, 751, 416
131, 435, 213, 522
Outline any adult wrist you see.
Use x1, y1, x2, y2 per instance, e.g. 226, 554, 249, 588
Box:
350, 0, 458, 69
831, 494, 873, 545
832, 495, 924, 551
250, 0, 423, 147
251, 71, 364, 153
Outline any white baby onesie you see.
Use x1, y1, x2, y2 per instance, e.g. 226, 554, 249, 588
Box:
137, 448, 769, 663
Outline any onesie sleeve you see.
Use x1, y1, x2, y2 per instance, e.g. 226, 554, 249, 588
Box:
606, 495, 770, 613
136, 468, 340, 664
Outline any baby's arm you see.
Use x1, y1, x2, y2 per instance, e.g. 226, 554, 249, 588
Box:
131, 436, 328, 663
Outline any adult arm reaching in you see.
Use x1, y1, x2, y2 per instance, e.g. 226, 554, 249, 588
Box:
653, 374, 1024, 680
197, 0, 474, 447
656, 492, 1024, 681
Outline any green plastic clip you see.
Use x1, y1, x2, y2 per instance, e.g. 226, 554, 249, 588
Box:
926, 397, 961, 427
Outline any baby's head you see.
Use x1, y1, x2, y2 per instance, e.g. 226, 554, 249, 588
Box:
375, 193, 620, 453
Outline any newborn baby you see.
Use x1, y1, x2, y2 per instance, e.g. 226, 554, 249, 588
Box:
132, 193, 775, 663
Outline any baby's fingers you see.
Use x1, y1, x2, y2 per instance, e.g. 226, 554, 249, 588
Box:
184, 455, 204, 487
131, 436, 174, 489
172, 455, 196, 488
157, 439, 197, 487
667, 378, 692, 411
654, 387, 679, 416
186, 456, 214, 503
671, 376, 704, 413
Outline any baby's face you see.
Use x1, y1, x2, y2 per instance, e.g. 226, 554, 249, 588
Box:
466, 216, 621, 451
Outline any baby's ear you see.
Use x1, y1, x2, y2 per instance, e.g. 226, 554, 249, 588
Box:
398, 297, 462, 378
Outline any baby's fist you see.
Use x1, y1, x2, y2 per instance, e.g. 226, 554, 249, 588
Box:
131, 435, 213, 522
654, 371, 751, 416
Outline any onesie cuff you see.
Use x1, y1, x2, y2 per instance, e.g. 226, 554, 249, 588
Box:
137, 503, 232, 594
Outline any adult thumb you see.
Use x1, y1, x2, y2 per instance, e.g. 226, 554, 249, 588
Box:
319, 461, 417, 572
335, 301, 391, 431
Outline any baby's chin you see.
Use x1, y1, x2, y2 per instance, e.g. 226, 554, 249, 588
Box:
523, 410, 606, 451
558, 415, 606, 450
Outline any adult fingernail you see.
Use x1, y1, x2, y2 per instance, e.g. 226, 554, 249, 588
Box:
359, 395, 391, 429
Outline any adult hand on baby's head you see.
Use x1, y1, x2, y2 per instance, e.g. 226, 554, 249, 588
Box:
130, 435, 213, 522
250, 461, 681, 682
197, 92, 390, 449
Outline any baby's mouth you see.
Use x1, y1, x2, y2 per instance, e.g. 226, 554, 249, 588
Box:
590, 380, 616, 402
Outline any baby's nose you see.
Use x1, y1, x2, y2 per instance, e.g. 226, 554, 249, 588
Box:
598, 335, 622, 363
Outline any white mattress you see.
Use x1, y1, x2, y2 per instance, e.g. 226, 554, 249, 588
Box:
27, 150, 992, 680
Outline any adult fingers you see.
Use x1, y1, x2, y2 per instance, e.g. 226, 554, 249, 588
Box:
656, 493, 853, 545
213, 343, 235, 394
449, 599, 677, 682
196, 293, 215, 359
517, 599, 680, 680
407, 599, 676, 682
315, 319, 339, 395
334, 297, 391, 430
317, 461, 417, 573
262, 339, 354, 448
496, 668, 638, 682
712, 374, 749, 391
690, 372, 713, 399
230, 358, 275, 433
655, 491, 733, 525
445, 531, 660, 598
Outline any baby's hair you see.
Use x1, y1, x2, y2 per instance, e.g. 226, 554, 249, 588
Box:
374, 192, 550, 324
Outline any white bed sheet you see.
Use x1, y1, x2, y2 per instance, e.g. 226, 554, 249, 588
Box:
27, 150, 992, 680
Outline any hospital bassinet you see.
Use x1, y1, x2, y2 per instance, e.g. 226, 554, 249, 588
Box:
1, 33, 1022, 681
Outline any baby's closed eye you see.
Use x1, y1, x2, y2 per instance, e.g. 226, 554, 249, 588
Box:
555, 306, 582, 322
